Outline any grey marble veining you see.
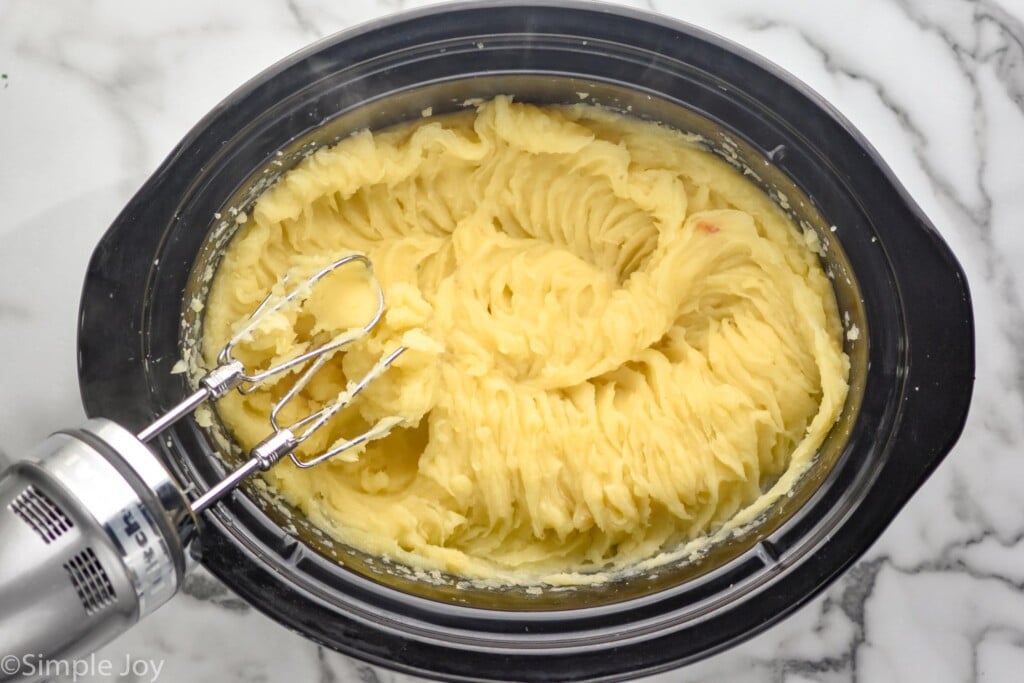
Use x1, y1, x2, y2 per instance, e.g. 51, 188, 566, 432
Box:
1, 1, 1022, 681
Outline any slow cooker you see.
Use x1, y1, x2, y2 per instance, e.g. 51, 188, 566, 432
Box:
73, 2, 973, 680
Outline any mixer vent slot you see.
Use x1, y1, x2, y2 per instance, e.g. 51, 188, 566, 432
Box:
64, 547, 116, 615
10, 484, 74, 543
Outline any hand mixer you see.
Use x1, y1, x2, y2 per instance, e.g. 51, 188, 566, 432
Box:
0, 254, 406, 679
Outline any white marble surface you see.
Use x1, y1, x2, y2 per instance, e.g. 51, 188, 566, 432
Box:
1, 0, 1023, 681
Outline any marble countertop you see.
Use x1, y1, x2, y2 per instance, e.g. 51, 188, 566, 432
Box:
1, 0, 1022, 681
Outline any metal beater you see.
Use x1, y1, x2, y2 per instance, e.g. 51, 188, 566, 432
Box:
0, 254, 406, 681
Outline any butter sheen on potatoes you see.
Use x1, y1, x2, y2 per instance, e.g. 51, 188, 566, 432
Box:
202, 97, 850, 583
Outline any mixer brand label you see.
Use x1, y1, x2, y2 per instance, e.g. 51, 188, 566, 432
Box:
121, 508, 161, 580
107, 501, 176, 615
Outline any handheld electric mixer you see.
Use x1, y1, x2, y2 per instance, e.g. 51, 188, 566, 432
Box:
0, 254, 406, 680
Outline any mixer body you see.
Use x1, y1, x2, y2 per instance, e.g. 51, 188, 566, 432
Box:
0, 421, 191, 682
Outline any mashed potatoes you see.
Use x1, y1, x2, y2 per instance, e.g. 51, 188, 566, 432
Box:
202, 97, 850, 582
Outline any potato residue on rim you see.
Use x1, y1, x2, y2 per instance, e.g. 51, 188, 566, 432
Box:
202, 97, 850, 584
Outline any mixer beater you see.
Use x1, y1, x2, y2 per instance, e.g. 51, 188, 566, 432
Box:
0, 254, 406, 681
